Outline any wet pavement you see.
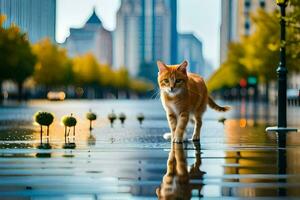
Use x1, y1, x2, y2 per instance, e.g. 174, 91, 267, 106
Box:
0, 100, 300, 199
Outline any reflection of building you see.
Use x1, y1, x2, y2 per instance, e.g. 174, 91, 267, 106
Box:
0, 0, 56, 43
220, 0, 276, 64
114, 0, 177, 77
178, 33, 205, 77
63, 8, 112, 65
222, 119, 278, 197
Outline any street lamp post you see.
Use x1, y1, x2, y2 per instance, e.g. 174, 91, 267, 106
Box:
277, 0, 287, 128
266, 1, 297, 196
266, 0, 297, 137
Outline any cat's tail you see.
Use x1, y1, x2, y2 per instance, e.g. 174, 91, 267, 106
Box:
208, 96, 230, 112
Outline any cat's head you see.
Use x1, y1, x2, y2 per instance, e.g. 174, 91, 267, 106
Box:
157, 60, 188, 97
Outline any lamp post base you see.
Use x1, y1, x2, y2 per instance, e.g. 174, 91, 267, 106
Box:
266, 126, 298, 133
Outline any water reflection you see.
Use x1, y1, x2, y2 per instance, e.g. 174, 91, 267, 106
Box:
35, 152, 51, 158
222, 129, 300, 197
156, 142, 205, 199
223, 149, 278, 197
0, 100, 299, 198
286, 146, 300, 196
87, 131, 96, 146
225, 119, 277, 146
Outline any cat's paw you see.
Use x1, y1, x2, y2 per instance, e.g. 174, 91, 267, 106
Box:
172, 137, 183, 143
163, 132, 172, 140
191, 135, 200, 141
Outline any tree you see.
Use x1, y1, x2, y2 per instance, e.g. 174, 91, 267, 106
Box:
241, 10, 279, 81
72, 53, 100, 85
32, 39, 73, 90
286, 0, 300, 72
129, 78, 154, 93
240, 10, 280, 101
113, 67, 130, 90
241, 8, 300, 101
209, 6, 300, 98
0, 15, 10, 84
208, 43, 248, 92
0, 16, 36, 100
99, 63, 114, 87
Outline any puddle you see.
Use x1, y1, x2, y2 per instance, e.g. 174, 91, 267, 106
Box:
0, 100, 299, 199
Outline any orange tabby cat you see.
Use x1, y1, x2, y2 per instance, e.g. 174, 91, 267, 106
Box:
157, 60, 230, 143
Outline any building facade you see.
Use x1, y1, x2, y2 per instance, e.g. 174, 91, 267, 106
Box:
114, 0, 177, 77
220, 0, 276, 64
178, 33, 205, 77
0, 0, 56, 43
63, 9, 113, 65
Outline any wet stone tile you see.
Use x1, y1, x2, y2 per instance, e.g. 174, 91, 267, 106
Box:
0, 100, 299, 199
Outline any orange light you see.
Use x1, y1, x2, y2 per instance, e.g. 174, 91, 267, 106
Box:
239, 119, 247, 128
47, 91, 66, 101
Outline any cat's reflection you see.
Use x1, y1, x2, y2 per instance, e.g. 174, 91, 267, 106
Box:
156, 142, 205, 199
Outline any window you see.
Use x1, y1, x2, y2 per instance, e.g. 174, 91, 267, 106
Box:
244, 18, 251, 35
245, 22, 250, 29
259, 0, 265, 8
244, 0, 251, 8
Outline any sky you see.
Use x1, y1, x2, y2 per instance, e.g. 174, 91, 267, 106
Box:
57, 0, 221, 68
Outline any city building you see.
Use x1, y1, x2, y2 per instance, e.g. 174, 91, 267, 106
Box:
0, 0, 56, 43
114, 0, 177, 78
178, 33, 206, 77
220, 0, 276, 64
203, 60, 214, 80
62, 8, 112, 65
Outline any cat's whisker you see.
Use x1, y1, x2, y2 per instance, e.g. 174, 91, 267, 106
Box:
150, 88, 160, 100
154, 90, 161, 100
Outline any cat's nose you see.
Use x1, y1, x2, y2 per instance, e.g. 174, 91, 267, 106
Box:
170, 87, 174, 92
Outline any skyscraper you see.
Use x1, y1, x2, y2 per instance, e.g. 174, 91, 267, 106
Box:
63, 9, 113, 65
220, 0, 238, 65
0, 0, 56, 43
178, 33, 206, 77
220, 0, 276, 64
114, 0, 177, 78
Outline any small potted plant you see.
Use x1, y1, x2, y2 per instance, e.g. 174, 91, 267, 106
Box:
34, 111, 54, 149
137, 113, 145, 126
86, 110, 97, 130
118, 112, 126, 126
61, 114, 77, 149
108, 110, 117, 128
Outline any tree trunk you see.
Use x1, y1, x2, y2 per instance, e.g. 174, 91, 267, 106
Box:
40, 125, 43, 145
45, 85, 50, 99
17, 81, 23, 101
265, 81, 269, 103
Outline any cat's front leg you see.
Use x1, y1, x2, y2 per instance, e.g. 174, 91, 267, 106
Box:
173, 112, 189, 143
192, 114, 202, 141
167, 112, 177, 139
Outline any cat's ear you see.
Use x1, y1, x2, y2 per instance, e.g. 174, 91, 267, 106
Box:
157, 60, 168, 73
177, 60, 188, 74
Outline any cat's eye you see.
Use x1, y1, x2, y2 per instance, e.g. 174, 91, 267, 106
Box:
176, 79, 183, 83
163, 79, 169, 83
